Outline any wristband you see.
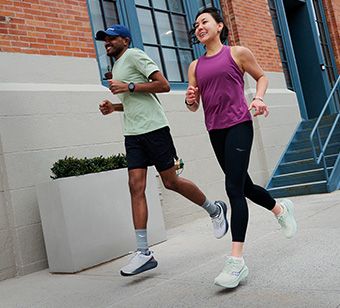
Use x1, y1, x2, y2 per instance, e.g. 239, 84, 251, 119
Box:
252, 97, 264, 102
185, 99, 196, 106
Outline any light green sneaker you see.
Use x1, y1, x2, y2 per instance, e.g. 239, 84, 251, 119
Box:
277, 199, 297, 239
214, 257, 249, 288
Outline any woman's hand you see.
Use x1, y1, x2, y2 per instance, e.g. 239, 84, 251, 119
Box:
248, 98, 269, 117
185, 85, 199, 104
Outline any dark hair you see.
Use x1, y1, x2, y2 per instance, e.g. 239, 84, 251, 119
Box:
189, 7, 229, 45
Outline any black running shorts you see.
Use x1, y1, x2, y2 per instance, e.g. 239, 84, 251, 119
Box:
124, 126, 177, 172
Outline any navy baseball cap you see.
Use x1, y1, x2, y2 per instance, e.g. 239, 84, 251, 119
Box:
95, 24, 131, 41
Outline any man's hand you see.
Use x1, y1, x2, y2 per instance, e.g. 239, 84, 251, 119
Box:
185, 85, 199, 104
108, 80, 129, 94
248, 99, 269, 117
99, 99, 115, 115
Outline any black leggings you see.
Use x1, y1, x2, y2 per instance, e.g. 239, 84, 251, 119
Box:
209, 121, 276, 242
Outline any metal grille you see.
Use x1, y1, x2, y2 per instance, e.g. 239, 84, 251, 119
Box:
268, 0, 293, 91
311, 0, 337, 87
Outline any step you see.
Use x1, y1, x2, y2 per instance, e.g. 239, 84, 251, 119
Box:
269, 168, 330, 188
299, 114, 337, 129
294, 123, 340, 141
290, 130, 340, 150
277, 154, 338, 174
267, 181, 328, 198
284, 142, 340, 162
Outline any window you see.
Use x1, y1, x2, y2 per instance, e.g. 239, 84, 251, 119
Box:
135, 1, 192, 82
89, 0, 120, 80
87, 0, 220, 88
268, 0, 293, 91
197, 0, 214, 10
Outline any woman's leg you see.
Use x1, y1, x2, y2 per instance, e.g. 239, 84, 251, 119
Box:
244, 174, 276, 210
210, 122, 252, 288
209, 121, 253, 256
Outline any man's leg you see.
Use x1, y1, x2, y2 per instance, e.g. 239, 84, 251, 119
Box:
159, 166, 228, 239
120, 168, 158, 276
159, 166, 205, 205
128, 168, 148, 230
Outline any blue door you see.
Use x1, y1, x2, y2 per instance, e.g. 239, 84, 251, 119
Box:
270, 0, 338, 119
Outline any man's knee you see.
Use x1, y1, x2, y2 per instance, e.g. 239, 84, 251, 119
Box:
162, 177, 179, 191
129, 177, 146, 197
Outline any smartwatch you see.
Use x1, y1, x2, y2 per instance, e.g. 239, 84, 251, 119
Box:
128, 82, 135, 93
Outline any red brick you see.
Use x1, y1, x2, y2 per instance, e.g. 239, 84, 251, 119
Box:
0, 0, 338, 65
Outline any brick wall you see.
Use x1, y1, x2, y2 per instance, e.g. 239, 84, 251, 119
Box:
0, 0, 338, 71
0, 0, 95, 57
323, 0, 340, 73
220, 0, 282, 72
220, 0, 340, 74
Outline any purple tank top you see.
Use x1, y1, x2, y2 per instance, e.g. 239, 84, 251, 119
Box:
195, 45, 252, 131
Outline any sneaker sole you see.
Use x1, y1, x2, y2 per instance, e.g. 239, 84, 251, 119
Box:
215, 201, 229, 239
120, 257, 158, 277
281, 199, 297, 239
214, 265, 249, 288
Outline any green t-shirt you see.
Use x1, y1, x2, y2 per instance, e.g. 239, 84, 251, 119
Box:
113, 48, 169, 135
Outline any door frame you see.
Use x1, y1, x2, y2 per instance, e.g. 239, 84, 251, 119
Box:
274, 0, 338, 119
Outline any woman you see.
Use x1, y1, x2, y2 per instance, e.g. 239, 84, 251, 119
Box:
185, 7, 297, 288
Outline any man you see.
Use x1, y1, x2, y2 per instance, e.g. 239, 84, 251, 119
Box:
96, 24, 228, 276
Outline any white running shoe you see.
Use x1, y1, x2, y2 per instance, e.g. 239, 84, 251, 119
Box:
276, 199, 297, 239
214, 257, 249, 288
120, 251, 158, 276
211, 201, 228, 239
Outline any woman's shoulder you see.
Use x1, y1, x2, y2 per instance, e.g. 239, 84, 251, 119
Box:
230, 46, 253, 59
230, 45, 250, 54
189, 59, 198, 70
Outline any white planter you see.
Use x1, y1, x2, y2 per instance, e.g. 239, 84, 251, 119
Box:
36, 167, 166, 273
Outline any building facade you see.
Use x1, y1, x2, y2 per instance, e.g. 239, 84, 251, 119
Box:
0, 0, 338, 280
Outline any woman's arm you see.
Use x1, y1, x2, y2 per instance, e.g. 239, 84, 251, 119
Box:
232, 46, 269, 117
185, 60, 200, 112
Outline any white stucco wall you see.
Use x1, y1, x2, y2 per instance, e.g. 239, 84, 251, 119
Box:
0, 52, 300, 280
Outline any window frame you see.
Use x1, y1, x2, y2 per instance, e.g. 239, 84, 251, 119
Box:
87, 0, 221, 90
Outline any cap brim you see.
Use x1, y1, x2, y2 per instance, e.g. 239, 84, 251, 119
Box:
95, 30, 108, 41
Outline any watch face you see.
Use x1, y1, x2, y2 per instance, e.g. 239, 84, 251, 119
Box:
128, 82, 135, 92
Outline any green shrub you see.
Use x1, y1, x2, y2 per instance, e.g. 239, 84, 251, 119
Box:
51, 154, 127, 179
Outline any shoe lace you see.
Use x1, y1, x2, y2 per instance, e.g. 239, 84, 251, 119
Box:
277, 214, 287, 228
223, 258, 242, 275
126, 250, 140, 260
211, 214, 223, 228
128, 250, 152, 258
211, 204, 223, 226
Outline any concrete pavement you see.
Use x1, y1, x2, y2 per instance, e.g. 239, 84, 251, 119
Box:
0, 191, 340, 308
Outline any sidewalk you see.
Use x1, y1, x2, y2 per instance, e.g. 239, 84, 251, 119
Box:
1, 191, 340, 308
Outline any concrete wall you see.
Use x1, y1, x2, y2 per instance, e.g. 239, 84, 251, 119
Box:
0, 137, 16, 281
0, 52, 300, 280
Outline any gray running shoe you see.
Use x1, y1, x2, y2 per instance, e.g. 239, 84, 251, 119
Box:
211, 201, 228, 239
120, 251, 158, 276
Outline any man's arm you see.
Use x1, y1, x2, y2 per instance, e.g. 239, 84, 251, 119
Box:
99, 99, 123, 115
108, 71, 170, 95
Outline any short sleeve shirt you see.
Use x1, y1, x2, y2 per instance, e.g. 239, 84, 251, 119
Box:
113, 48, 169, 135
